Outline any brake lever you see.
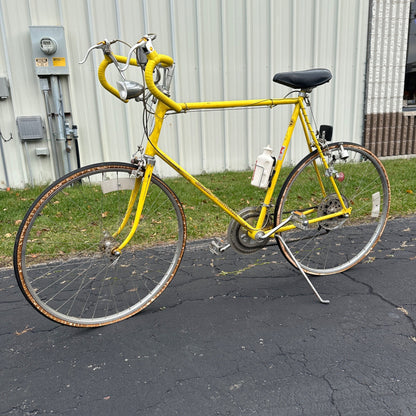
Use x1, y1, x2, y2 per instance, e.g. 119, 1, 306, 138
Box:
119, 40, 147, 72
119, 34, 158, 72
79, 39, 115, 64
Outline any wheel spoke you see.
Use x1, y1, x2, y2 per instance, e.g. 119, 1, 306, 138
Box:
14, 163, 186, 327
275, 143, 390, 275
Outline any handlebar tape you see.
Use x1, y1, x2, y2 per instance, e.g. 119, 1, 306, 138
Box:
144, 51, 182, 112
98, 52, 183, 112
97, 55, 132, 102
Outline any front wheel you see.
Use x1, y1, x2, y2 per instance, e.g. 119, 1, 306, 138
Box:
14, 162, 186, 327
274, 142, 390, 275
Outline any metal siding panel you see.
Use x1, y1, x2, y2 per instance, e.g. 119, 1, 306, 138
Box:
29, 0, 61, 24
114, 0, 148, 163
0, 0, 371, 188
246, 0, 271, 168
332, 0, 352, 141
60, 0, 102, 166
147, 0, 182, 176
63, 0, 105, 165
194, 0, 226, 173
169, 0, 201, 176
1, 0, 58, 187
222, 0, 249, 171
88, 0, 128, 163
0, 1, 25, 188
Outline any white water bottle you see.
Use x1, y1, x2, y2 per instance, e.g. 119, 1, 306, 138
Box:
251, 145, 275, 189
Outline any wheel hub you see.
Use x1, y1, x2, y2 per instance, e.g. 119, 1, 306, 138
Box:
317, 193, 349, 230
100, 231, 120, 260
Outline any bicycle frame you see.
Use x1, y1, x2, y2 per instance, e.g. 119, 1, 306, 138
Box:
12, 35, 393, 328
97, 48, 351, 253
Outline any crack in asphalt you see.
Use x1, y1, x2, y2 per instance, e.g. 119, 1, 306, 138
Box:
342, 270, 416, 337
321, 373, 342, 416
1, 217, 416, 415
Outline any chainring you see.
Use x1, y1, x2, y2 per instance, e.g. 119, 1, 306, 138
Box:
227, 206, 273, 254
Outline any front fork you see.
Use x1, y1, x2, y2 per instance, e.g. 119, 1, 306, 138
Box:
110, 100, 169, 256
109, 159, 155, 257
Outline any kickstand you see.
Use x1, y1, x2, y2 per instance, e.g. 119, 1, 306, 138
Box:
276, 235, 330, 304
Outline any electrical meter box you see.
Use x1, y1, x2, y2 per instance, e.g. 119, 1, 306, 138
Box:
29, 26, 69, 76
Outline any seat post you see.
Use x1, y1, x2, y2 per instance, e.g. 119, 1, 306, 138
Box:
299, 89, 312, 97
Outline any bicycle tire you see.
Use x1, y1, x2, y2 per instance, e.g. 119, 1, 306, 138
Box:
13, 162, 186, 327
274, 142, 390, 275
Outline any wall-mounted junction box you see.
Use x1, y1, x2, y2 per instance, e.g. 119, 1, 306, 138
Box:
16, 116, 45, 141
0, 77, 9, 99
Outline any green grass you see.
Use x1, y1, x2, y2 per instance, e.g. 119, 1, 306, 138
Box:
1, 157, 415, 268
163, 170, 286, 240
383, 158, 416, 213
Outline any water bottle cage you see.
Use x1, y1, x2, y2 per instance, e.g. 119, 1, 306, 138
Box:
319, 125, 333, 142
267, 157, 277, 188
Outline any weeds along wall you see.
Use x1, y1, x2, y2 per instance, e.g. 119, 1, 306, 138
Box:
0, 0, 373, 188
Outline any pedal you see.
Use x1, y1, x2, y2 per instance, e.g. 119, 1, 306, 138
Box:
209, 238, 231, 255
292, 211, 309, 230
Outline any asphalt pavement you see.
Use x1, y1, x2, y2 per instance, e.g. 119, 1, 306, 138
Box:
1, 216, 416, 415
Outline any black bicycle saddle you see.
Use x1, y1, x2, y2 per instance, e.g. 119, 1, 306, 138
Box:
273, 69, 332, 90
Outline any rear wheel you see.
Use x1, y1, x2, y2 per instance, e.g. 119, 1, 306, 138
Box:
14, 162, 186, 327
274, 142, 390, 275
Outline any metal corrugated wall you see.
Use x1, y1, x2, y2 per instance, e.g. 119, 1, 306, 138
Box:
0, 0, 369, 188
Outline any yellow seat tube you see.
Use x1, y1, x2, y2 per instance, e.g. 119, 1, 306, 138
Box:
253, 101, 302, 232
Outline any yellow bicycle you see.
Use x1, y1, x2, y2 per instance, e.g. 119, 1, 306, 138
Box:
14, 35, 390, 327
